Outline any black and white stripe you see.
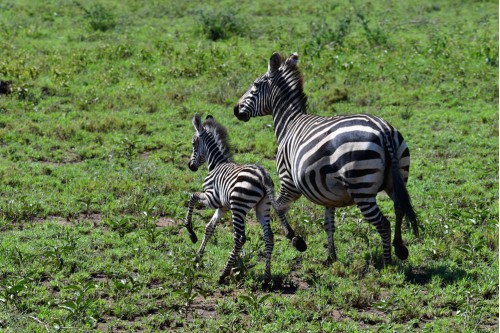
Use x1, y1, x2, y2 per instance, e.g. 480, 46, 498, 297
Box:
234, 52, 419, 265
185, 113, 305, 284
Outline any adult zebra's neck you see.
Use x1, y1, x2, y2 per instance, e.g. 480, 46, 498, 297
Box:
271, 71, 308, 144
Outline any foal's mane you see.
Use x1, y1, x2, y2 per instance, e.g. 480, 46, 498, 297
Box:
202, 117, 232, 160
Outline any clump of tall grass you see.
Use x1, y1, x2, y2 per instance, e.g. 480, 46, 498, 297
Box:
75, 2, 117, 32
198, 9, 245, 41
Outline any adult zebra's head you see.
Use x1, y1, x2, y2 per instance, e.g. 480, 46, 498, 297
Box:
234, 52, 302, 122
188, 113, 232, 172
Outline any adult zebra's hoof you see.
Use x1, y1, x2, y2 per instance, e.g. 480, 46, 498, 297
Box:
292, 236, 307, 252
394, 244, 409, 260
188, 232, 198, 244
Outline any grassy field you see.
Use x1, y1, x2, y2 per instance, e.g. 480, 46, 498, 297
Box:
0, 0, 498, 331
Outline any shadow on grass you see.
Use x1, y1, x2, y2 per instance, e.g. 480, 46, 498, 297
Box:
404, 264, 473, 286
254, 274, 299, 294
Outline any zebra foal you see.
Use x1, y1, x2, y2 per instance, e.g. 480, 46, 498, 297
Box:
185, 113, 306, 284
234, 52, 419, 265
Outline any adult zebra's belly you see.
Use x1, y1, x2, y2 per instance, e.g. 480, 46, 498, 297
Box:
289, 138, 386, 208
293, 169, 354, 208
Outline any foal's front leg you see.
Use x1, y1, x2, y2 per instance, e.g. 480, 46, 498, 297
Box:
185, 192, 210, 243
197, 208, 226, 258
185, 193, 201, 243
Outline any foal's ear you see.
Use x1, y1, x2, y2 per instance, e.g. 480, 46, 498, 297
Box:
192, 113, 204, 134
206, 115, 214, 120
268, 52, 283, 74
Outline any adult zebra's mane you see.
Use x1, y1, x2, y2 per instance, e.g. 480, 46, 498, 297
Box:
203, 117, 232, 161
275, 61, 308, 114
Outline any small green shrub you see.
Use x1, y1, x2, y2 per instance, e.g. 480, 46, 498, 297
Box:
75, 2, 117, 32
198, 9, 245, 41
356, 12, 387, 47
305, 17, 352, 57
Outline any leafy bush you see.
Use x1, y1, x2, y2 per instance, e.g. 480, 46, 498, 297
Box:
198, 9, 245, 41
75, 2, 117, 32
304, 17, 352, 57
356, 12, 387, 47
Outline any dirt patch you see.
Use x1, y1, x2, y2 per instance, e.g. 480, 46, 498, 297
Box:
156, 217, 179, 228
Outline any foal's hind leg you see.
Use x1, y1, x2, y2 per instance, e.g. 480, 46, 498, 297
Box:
355, 198, 392, 265
255, 198, 274, 284
219, 208, 248, 283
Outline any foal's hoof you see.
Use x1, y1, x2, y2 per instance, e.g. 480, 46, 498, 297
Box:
218, 276, 229, 285
292, 236, 307, 252
394, 244, 409, 260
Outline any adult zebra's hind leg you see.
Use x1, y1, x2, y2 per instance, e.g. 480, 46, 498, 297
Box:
355, 198, 392, 265
255, 199, 274, 285
393, 206, 409, 260
324, 207, 337, 264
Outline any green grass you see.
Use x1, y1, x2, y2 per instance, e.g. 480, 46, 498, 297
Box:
0, 0, 498, 331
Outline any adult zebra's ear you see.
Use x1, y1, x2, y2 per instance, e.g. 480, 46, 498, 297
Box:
206, 115, 214, 120
192, 113, 204, 134
268, 52, 283, 74
286, 52, 299, 67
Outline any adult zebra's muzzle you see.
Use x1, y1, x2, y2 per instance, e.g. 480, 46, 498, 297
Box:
188, 161, 198, 172
233, 104, 250, 122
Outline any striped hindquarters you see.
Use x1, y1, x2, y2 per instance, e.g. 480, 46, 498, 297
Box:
203, 163, 269, 209
280, 114, 409, 206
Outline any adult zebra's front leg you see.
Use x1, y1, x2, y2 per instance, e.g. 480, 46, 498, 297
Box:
274, 181, 307, 252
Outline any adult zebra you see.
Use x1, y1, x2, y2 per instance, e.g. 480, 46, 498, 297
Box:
185, 113, 306, 284
233, 52, 419, 265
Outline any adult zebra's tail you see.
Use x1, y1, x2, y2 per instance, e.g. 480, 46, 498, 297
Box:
391, 161, 419, 238
261, 170, 307, 252
384, 132, 420, 239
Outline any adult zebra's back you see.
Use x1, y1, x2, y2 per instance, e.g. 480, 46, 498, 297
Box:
234, 52, 419, 265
